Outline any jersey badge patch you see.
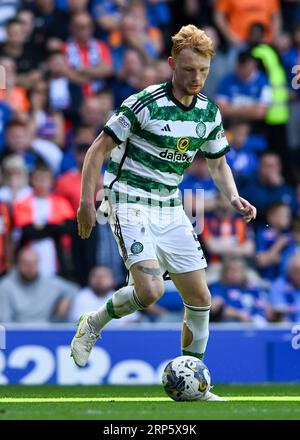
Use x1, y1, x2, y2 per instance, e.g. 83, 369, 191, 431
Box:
176, 136, 190, 153
196, 122, 206, 138
117, 115, 131, 129
130, 241, 144, 254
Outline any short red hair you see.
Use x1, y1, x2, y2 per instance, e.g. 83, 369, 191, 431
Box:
171, 25, 215, 58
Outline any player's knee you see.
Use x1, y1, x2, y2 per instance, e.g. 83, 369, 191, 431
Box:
189, 288, 211, 307
203, 290, 211, 306
136, 281, 165, 306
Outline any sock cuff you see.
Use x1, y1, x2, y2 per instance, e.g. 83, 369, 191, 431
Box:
182, 349, 205, 360
184, 303, 211, 313
106, 298, 121, 319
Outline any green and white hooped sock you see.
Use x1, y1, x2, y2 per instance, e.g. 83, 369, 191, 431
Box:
89, 286, 145, 333
182, 303, 211, 361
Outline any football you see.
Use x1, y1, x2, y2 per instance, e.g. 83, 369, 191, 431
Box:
162, 355, 211, 401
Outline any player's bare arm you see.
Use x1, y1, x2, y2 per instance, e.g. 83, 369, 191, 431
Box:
77, 131, 116, 239
206, 155, 257, 223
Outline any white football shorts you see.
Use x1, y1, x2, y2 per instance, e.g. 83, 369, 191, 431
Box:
99, 201, 207, 276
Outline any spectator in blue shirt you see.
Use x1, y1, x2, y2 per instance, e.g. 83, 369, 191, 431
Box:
240, 152, 298, 224
1, 117, 64, 174
0, 0, 20, 43
109, 48, 142, 108
57, 0, 89, 13
145, 0, 171, 29
282, 22, 300, 153
0, 102, 13, 151
179, 152, 218, 216
92, 0, 129, 38
297, 182, 300, 218
282, 22, 300, 99
108, 11, 162, 72
60, 123, 96, 173
201, 25, 232, 100
30, 0, 69, 45
215, 50, 272, 126
226, 121, 258, 185
269, 254, 300, 322
280, 218, 300, 276
92, 0, 171, 35
0, 120, 50, 172
256, 202, 292, 281
210, 256, 268, 323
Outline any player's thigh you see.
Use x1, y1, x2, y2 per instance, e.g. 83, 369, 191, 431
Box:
169, 269, 211, 307
130, 259, 164, 305
154, 208, 208, 302
109, 207, 164, 304
110, 206, 156, 271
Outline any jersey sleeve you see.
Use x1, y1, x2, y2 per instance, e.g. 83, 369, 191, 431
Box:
200, 107, 230, 158
103, 94, 149, 145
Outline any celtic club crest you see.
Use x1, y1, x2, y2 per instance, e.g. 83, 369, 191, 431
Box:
196, 122, 206, 138
130, 241, 144, 254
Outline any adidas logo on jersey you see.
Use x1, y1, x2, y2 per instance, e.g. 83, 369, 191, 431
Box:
161, 124, 171, 132
159, 149, 193, 163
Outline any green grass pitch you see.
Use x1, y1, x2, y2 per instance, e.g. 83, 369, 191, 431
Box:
0, 384, 300, 420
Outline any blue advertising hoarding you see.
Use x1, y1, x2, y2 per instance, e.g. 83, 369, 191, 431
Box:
0, 324, 300, 384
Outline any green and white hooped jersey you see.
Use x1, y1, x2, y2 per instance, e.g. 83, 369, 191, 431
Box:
103, 81, 230, 207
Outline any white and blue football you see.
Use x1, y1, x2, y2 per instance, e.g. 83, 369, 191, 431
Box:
162, 355, 211, 401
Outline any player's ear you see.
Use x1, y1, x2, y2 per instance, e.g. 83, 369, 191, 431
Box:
168, 56, 175, 70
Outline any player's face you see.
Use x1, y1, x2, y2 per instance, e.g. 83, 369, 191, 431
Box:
169, 48, 211, 96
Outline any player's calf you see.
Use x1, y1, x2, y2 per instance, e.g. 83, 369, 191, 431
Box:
70, 273, 164, 368
182, 302, 211, 361
70, 285, 145, 368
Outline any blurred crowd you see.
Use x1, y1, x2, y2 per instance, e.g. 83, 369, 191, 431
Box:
0, 0, 300, 325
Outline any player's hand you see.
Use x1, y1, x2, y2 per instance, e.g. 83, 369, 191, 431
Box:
230, 195, 257, 223
77, 202, 96, 239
